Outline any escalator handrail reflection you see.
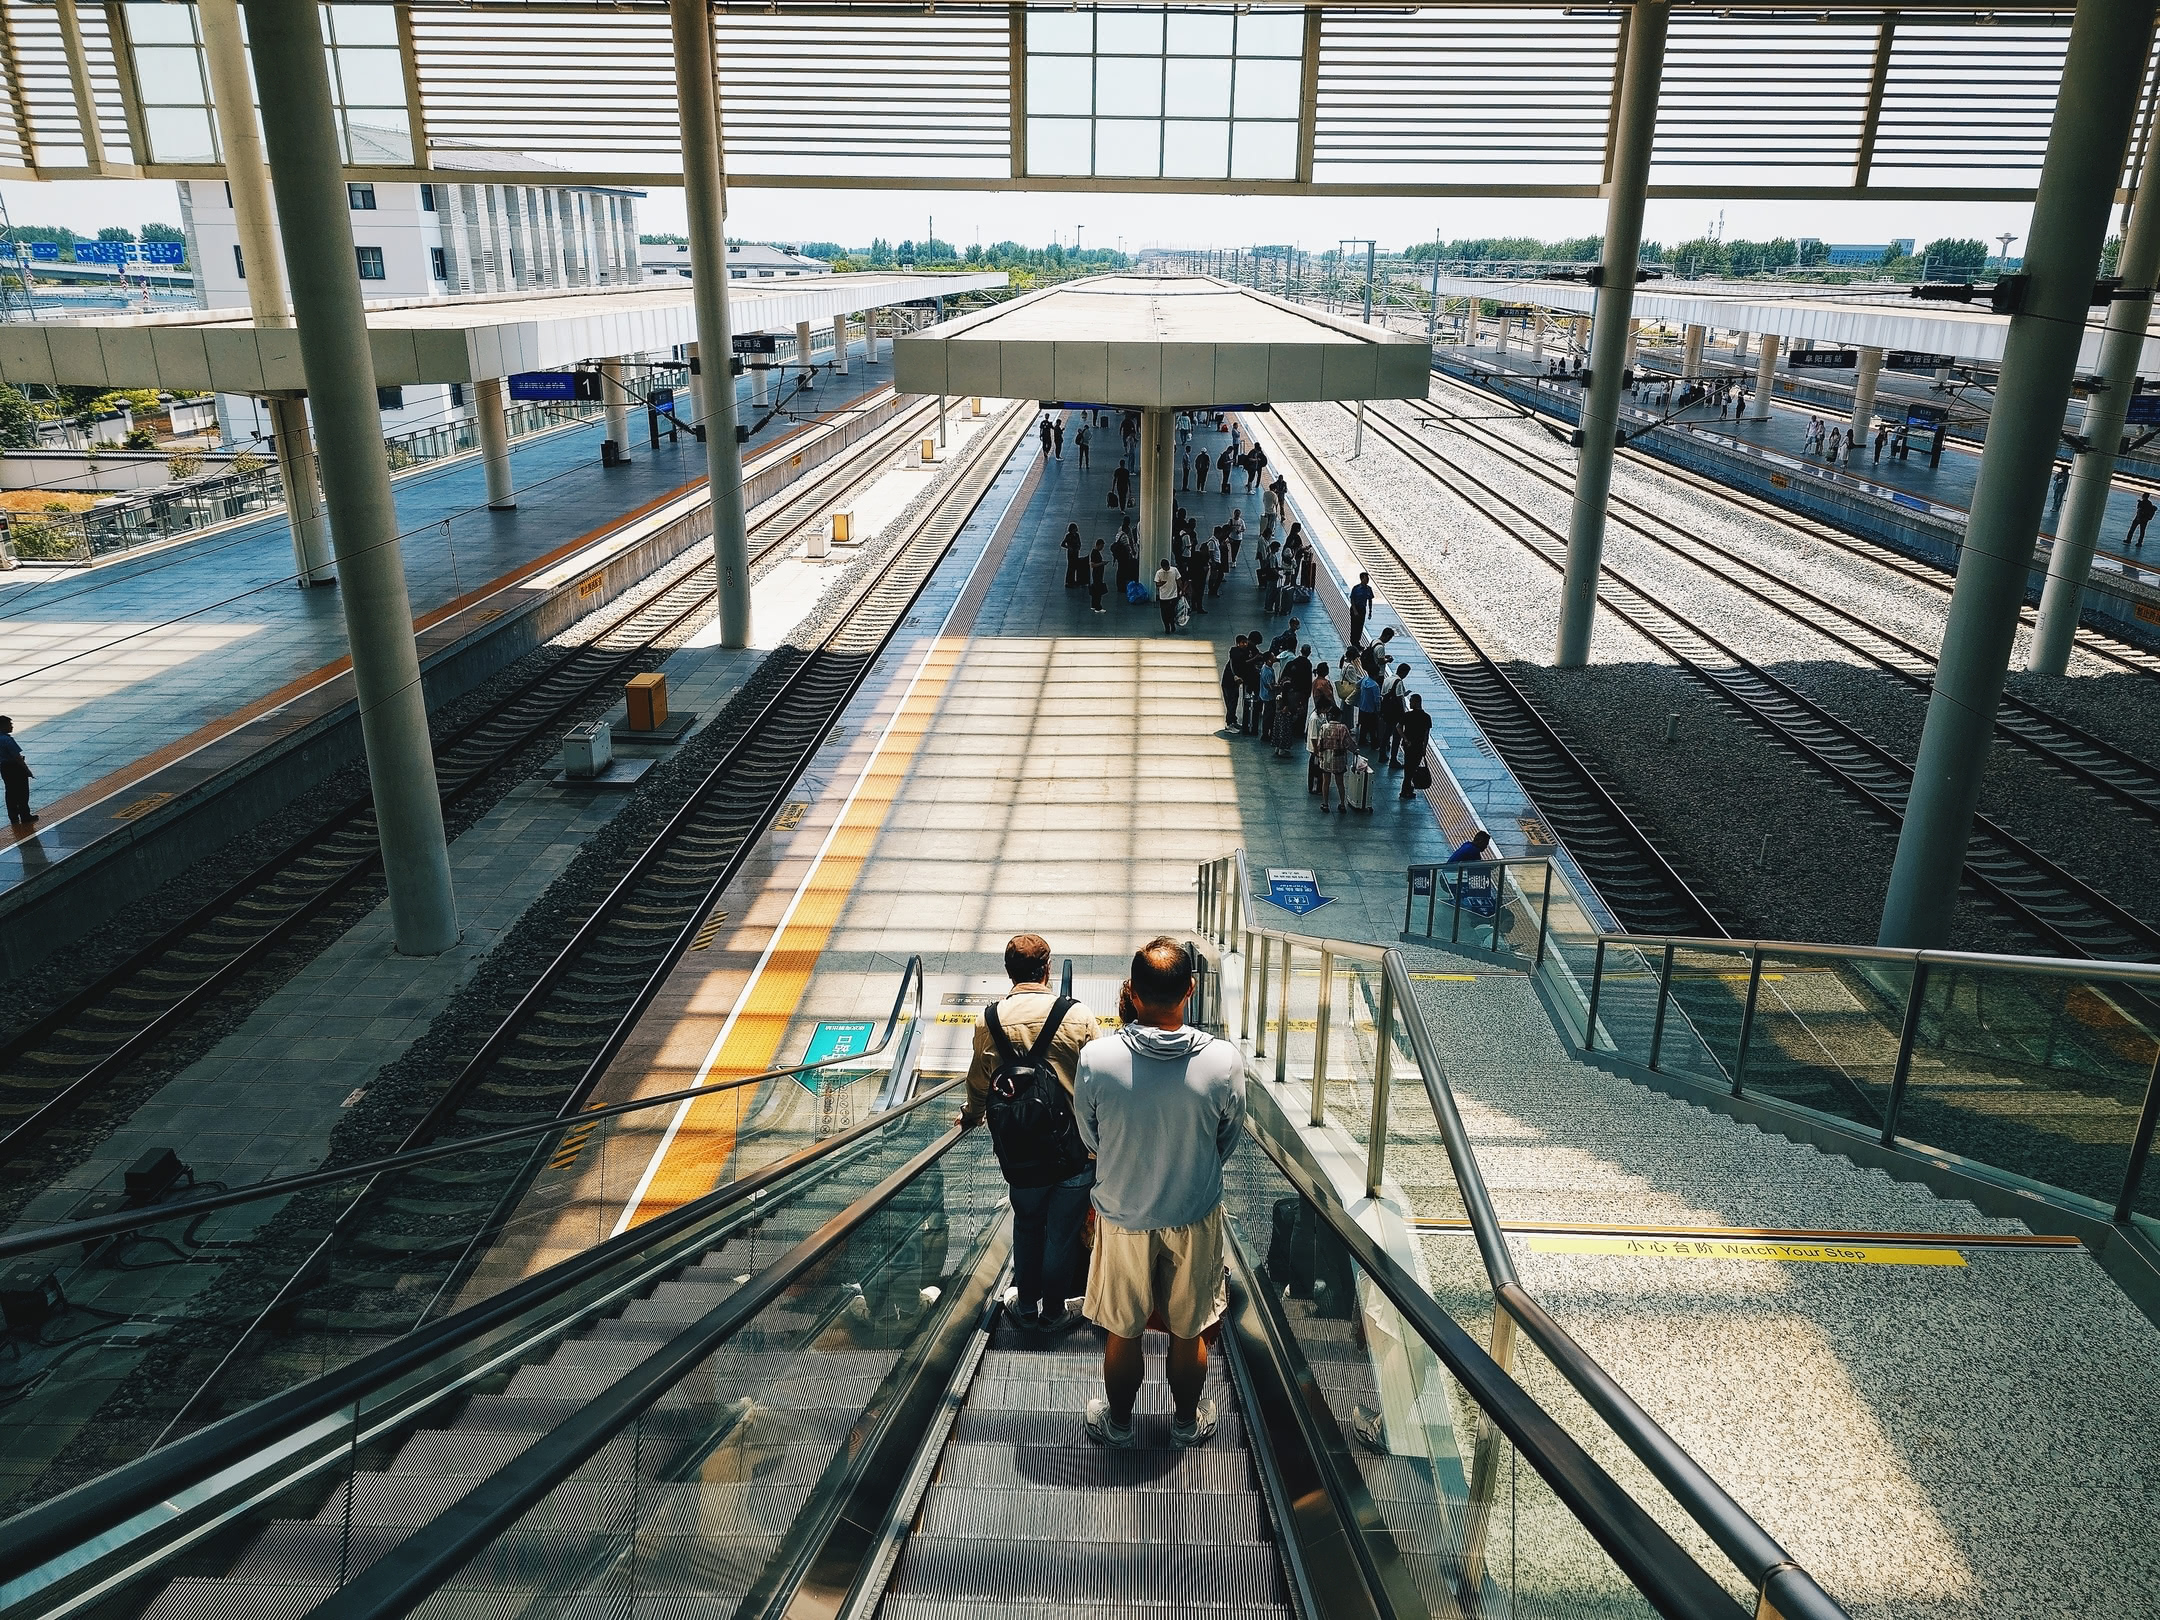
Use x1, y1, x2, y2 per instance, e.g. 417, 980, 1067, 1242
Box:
298, 1127, 971, 1620
0, 1077, 960, 1600
0, 956, 927, 1269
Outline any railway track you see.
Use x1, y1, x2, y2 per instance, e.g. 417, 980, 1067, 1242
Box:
1424, 366, 2160, 683
1258, 417, 1723, 938
161, 398, 1034, 1437
0, 390, 947, 1208
1382, 394, 2160, 827
1289, 403, 2160, 962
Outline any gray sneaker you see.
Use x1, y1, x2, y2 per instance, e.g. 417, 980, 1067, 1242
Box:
1084, 1397, 1135, 1448
1171, 1398, 1219, 1448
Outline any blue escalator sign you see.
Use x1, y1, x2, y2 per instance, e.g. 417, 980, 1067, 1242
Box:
1260, 867, 1334, 916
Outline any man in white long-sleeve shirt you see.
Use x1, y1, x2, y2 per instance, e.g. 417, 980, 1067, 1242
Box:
1074, 936, 1246, 1449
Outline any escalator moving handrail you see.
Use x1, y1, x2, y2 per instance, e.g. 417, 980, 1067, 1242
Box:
0, 956, 926, 1268
298, 1127, 968, 1620
1246, 1117, 1746, 1620
0, 1079, 961, 1593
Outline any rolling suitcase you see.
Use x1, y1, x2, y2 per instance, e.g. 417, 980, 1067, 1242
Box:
1343, 757, 1374, 813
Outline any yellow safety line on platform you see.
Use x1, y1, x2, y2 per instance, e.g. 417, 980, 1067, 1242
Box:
1410, 1215, 2077, 1252
1527, 1235, 1966, 1267
613, 640, 964, 1233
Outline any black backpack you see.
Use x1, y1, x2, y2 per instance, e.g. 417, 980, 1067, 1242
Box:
983, 998, 1090, 1189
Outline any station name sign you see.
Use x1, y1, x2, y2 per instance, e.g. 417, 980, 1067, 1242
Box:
2126, 392, 2160, 426
1788, 349, 1857, 370
1886, 351, 1954, 373
732, 333, 780, 354
508, 370, 602, 402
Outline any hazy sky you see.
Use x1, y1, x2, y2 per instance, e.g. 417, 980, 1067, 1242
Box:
3, 175, 2049, 257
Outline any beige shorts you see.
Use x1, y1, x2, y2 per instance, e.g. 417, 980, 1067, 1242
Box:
1083, 1206, 1229, 1341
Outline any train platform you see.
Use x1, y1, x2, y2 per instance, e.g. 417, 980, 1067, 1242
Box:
487, 409, 1470, 1259
1438, 338, 2160, 580
0, 344, 907, 962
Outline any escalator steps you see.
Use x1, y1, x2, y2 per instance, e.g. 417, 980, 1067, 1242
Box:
885, 1539, 1287, 1608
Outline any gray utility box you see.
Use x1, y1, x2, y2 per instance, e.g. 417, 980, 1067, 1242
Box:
561, 721, 614, 779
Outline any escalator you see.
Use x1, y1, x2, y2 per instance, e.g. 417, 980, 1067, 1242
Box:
1, 1069, 1760, 1620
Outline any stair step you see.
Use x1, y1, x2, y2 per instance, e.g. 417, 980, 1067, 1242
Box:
915, 1483, 1267, 1543
948, 1408, 1248, 1451
935, 1442, 1255, 1493
885, 1537, 1284, 1607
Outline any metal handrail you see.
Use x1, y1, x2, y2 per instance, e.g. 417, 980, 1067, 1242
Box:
0, 1077, 963, 1611
0, 956, 926, 1268
1581, 929, 2160, 1227
1591, 929, 2160, 984
1199, 849, 1850, 1620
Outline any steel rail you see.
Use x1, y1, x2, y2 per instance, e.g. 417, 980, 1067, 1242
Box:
1299, 401, 2160, 962
1257, 413, 1725, 939
0, 390, 947, 1180
155, 400, 1033, 1443
1380, 394, 2160, 824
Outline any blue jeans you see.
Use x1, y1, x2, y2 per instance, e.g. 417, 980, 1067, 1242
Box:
1009, 1167, 1095, 1318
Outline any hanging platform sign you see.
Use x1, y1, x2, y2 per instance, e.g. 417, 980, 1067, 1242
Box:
796, 1019, 879, 1093
733, 332, 780, 353
1259, 867, 1334, 916
1886, 351, 1955, 373
509, 370, 602, 402
1788, 349, 1858, 370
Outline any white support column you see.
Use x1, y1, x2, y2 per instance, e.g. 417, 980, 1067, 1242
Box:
1623, 318, 1642, 371
1851, 346, 1885, 435
1465, 300, 1482, 347
671, 0, 751, 648
242, 0, 456, 954
1554, 0, 1668, 669
603, 356, 631, 458
752, 356, 769, 406
1531, 312, 1545, 369
475, 376, 515, 509
1682, 323, 1705, 379
795, 319, 814, 384
1750, 333, 1780, 419
1881, 0, 2159, 947
865, 310, 882, 364
832, 313, 849, 376
2033, 118, 2160, 674
1142, 407, 1174, 570
1733, 330, 1751, 365
678, 342, 702, 432
201, 0, 336, 587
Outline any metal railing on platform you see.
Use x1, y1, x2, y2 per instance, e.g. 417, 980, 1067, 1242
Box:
1197, 850, 1848, 1620
1580, 933, 2160, 1230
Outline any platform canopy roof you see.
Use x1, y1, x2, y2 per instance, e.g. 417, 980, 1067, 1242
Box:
0, 3, 2143, 203
894, 274, 1430, 407
0, 271, 1003, 393
1428, 275, 2157, 370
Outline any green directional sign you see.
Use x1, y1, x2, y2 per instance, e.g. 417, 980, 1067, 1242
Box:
797, 1020, 878, 1093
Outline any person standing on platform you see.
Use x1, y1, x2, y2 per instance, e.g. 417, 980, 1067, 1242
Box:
1087, 542, 1108, 613
1257, 544, 1282, 616
1360, 627, 1397, 682
1077, 936, 1244, 1450
1053, 417, 1065, 460
0, 717, 33, 829
1076, 421, 1091, 468
1349, 572, 1376, 648
1185, 551, 1209, 620
1355, 662, 1383, 750
1180, 444, 1192, 491
1378, 662, 1410, 767
1874, 425, 1889, 464
1221, 636, 1248, 728
961, 932, 1099, 1333
1270, 618, 1301, 660
1227, 508, 1245, 564
1218, 445, 1235, 494
2050, 463, 2071, 508
1256, 652, 1279, 743
2131, 493, 2157, 549
1113, 528, 1139, 604
1062, 523, 1085, 589
1314, 709, 1351, 813
1398, 695, 1434, 801
1239, 631, 1264, 733
1155, 557, 1182, 634
1276, 645, 1312, 760
1112, 459, 1132, 512
1040, 415, 1054, 458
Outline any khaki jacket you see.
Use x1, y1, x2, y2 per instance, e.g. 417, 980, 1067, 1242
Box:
960, 987, 1100, 1125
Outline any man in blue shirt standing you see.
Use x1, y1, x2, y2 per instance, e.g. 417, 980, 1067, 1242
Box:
1348, 572, 1377, 648
0, 716, 33, 829
1075, 937, 1245, 1449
